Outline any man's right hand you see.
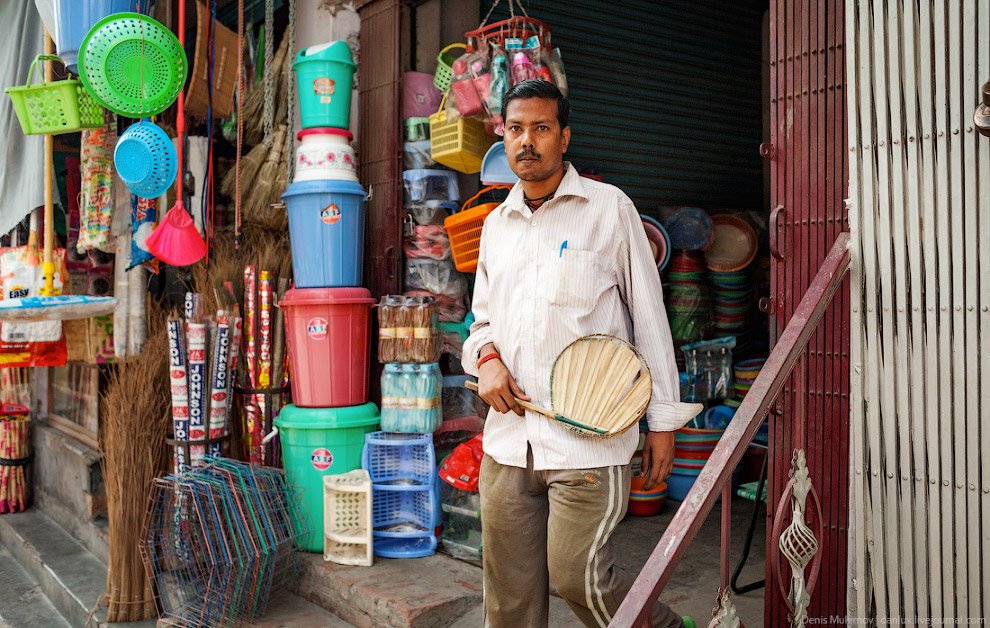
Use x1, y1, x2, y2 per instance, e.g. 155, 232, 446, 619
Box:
478, 358, 531, 416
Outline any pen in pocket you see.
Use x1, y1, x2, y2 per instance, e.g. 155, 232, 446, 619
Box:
559, 240, 568, 257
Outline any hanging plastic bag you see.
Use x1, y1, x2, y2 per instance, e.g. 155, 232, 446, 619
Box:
78, 123, 116, 253
488, 44, 509, 119
0, 246, 68, 367
681, 336, 736, 405
404, 225, 451, 261
404, 258, 468, 298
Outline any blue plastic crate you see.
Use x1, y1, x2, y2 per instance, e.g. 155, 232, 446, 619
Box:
372, 485, 435, 535
372, 534, 437, 559
362, 432, 435, 486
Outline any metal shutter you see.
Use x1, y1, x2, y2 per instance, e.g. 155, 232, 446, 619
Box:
481, 0, 766, 211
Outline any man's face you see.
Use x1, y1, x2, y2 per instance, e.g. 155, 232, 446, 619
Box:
503, 97, 571, 182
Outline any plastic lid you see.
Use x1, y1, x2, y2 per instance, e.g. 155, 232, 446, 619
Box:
294, 40, 355, 68
279, 287, 375, 307
297, 127, 353, 141
275, 402, 380, 429
282, 179, 366, 199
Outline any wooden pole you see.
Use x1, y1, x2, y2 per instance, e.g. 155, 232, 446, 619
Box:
42, 31, 56, 296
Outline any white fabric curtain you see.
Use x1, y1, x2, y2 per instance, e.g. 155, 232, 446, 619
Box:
0, 0, 62, 238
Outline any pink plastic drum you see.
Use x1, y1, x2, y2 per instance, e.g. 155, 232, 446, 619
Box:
281, 287, 375, 408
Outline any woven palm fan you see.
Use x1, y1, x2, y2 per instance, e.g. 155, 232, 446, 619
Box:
469, 334, 703, 438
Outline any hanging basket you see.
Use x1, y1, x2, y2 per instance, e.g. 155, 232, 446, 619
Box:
4, 55, 104, 135
429, 95, 495, 174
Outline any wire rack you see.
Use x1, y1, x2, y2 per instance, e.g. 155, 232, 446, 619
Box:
140, 458, 309, 627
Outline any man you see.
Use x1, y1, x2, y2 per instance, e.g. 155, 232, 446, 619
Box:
462, 79, 699, 628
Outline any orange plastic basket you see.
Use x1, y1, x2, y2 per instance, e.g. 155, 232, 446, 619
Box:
443, 186, 511, 272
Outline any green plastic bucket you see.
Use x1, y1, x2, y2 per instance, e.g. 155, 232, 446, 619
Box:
293, 41, 356, 130
275, 402, 379, 551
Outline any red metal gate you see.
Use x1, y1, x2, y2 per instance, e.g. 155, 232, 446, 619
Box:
767, 0, 849, 623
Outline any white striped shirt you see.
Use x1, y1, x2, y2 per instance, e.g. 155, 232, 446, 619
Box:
463, 163, 699, 471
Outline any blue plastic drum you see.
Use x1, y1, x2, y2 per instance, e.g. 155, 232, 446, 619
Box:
282, 180, 367, 288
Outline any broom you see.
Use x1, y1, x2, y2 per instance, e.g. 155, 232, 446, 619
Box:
101, 309, 171, 622
146, 0, 207, 267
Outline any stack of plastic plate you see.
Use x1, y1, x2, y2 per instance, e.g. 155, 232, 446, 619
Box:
704, 214, 758, 272
641, 215, 671, 271
666, 250, 712, 351
708, 268, 753, 343
664, 207, 713, 251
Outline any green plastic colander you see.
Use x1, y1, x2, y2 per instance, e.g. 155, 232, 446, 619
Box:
77, 12, 187, 117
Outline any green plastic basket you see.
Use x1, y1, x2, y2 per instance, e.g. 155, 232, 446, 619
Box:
433, 43, 467, 92
78, 13, 187, 117
4, 55, 104, 135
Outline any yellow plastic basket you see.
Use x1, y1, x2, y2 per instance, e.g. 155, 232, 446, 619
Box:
429, 96, 495, 174
5, 55, 103, 135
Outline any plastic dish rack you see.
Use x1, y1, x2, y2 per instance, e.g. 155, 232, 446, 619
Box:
323, 470, 373, 567
362, 432, 435, 487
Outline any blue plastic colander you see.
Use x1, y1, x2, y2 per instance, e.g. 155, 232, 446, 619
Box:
114, 119, 176, 199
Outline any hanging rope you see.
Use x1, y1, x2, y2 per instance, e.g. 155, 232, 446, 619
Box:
235, 0, 244, 247
262, 0, 275, 148
286, 0, 296, 182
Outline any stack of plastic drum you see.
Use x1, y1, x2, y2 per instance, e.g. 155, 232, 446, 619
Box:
275, 40, 379, 554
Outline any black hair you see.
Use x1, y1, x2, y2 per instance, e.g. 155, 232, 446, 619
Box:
500, 79, 569, 131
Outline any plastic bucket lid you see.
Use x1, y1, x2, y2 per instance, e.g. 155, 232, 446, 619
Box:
275, 402, 380, 429
279, 286, 375, 307
297, 127, 353, 141
282, 178, 366, 199
294, 40, 355, 68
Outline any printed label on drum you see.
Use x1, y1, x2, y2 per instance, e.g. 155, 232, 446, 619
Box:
307, 317, 328, 340
311, 448, 333, 471
320, 203, 342, 225
314, 78, 335, 95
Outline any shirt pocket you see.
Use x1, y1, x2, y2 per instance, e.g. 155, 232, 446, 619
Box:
551, 248, 605, 310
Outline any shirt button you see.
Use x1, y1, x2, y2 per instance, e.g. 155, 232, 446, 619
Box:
533, 221, 538, 227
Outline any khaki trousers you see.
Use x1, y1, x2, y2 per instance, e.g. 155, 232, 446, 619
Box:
479, 450, 684, 628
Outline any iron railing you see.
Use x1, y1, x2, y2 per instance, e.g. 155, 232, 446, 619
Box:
611, 232, 851, 628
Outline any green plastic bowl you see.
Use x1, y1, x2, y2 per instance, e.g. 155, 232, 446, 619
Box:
78, 13, 187, 117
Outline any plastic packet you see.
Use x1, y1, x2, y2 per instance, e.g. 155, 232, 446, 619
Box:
403, 140, 436, 170
404, 258, 468, 298
682, 336, 737, 405
667, 282, 713, 346
488, 44, 509, 119
404, 225, 451, 261
544, 47, 568, 95
405, 290, 468, 323
523, 36, 552, 82
403, 169, 460, 202
406, 200, 457, 226
378, 294, 404, 363
450, 53, 485, 118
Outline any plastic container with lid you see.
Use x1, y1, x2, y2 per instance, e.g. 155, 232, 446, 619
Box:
275, 402, 380, 551
294, 128, 357, 182
280, 287, 376, 408
282, 179, 367, 288
293, 41, 356, 130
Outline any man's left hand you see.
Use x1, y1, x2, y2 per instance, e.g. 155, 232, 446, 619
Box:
640, 431, 675, 491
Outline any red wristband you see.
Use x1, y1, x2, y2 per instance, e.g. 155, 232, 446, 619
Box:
477, 352, 501, 369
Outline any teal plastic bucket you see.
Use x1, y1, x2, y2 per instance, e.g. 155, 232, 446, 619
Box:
293, 41, 356, 130
275, 403, 380, 552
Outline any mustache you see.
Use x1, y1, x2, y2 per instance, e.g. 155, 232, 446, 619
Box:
515, 149, 541, 160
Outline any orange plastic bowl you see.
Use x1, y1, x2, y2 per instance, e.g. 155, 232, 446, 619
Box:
628, 478, 667, 516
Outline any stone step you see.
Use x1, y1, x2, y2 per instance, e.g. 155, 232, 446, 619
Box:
292, 552, 484, 628
0, 509, 156, 628
0, 542, 72, 628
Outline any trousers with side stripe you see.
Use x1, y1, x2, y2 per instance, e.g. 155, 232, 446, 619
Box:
479, 450, 685, 628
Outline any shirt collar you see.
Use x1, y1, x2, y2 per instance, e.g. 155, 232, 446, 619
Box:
503, 161, 588, 215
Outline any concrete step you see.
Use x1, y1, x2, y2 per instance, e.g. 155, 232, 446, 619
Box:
0, 509, 156, 628
292, 552, 484, 628
0, 542, 72, 628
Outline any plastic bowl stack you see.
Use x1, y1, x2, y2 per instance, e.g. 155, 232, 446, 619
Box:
708, 269, 753, 347
733, 358, 765, 400
666, 250, 713, 353
628, 477, 667, 516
